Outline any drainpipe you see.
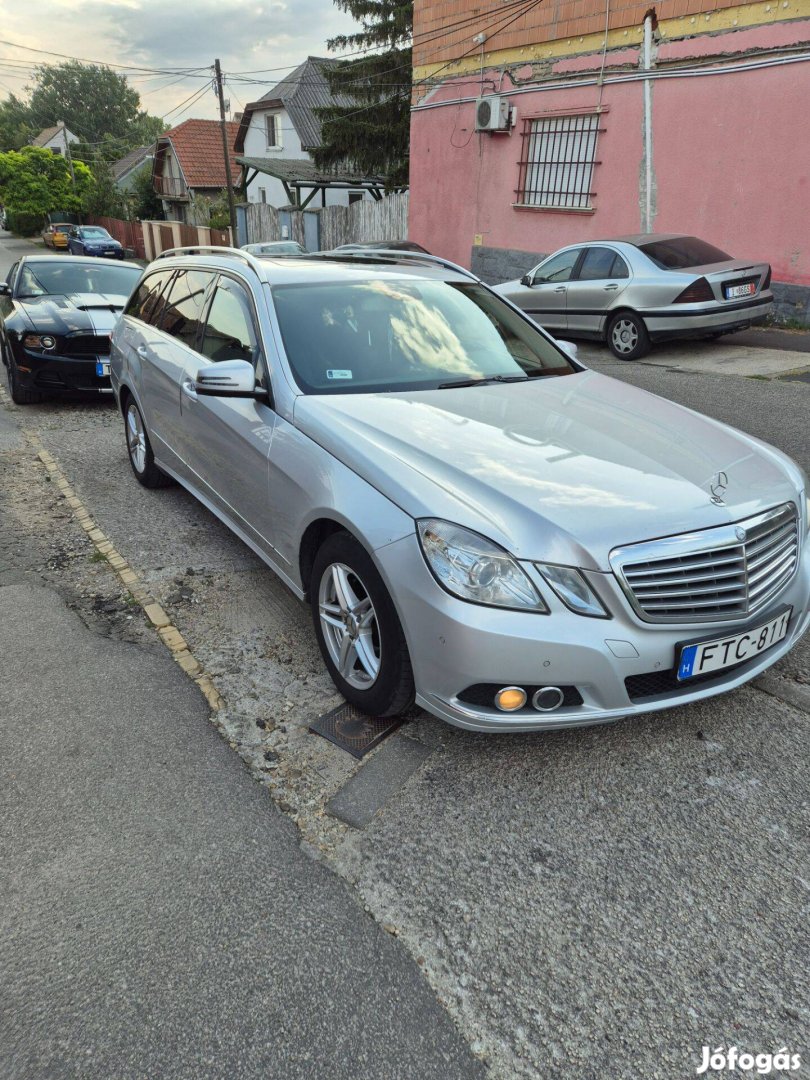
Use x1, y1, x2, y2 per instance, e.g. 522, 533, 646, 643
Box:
641, 13, 655, 232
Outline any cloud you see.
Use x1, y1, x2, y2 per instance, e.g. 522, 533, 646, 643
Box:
0, 0, 358, 120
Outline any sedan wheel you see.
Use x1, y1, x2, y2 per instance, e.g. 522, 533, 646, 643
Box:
311, 532, 414, 717
607, 312, 650, 361
318, 562, 381, 691
124, 398, 173, 488
5, 350, 42, 404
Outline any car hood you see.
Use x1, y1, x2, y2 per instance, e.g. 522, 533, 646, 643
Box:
293, 371, 800, 570
16, 293, 129, 335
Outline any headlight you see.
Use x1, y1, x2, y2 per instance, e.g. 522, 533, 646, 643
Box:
536, 563, 610, 618
23, 334, 56, 350
417, 519, 547, 611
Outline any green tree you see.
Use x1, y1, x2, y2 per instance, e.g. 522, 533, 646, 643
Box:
313, 1, 412, 187
0, 146, 94, 229
129, 163, 164, 221
28, 61, 163, 146
0, 95, 37, 152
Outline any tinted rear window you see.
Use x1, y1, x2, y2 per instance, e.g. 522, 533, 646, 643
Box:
638, 237, 731, 270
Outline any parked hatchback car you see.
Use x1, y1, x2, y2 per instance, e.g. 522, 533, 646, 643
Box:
1, 255, 142, 403
42, 222, 73, 249
110, 247, 809, 733
67, 225, 125, 260
493, 234, 773, 360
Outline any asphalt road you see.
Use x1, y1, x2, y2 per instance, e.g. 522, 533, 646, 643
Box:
2, 233, 809, 1078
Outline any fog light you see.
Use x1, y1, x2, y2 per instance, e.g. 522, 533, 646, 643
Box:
41, 335, 56, 350
532, 686, 565, 712
495, 686, 527, 712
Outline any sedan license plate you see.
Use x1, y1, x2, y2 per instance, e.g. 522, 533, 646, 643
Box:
725, 282, 756, 299
677, 607, 791, 681
96, 361, 110, 377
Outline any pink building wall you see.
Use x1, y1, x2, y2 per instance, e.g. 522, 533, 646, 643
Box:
409, 22, 810, 290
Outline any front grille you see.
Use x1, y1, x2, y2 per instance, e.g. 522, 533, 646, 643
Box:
61, 333, 111, 357
611, 504, 799, 623
457, 684, 584, 708
626, 655, 754, 701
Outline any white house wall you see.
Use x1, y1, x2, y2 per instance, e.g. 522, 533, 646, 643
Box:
242, 105, 363, 209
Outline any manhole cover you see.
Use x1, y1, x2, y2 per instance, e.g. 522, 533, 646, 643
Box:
309, 702, 402, 758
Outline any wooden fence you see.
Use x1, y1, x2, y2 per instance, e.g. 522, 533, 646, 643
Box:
244, 192, 409, 251
141, 220, 233, 261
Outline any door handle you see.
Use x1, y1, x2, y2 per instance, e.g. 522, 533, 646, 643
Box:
136, 344, 148, 357
603, 284, 619, 291
181, 379, 198, 401
554, 286, 567, 293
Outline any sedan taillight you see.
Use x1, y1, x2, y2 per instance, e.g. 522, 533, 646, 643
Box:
673, 278, 714, 304
762, 266, 772, 290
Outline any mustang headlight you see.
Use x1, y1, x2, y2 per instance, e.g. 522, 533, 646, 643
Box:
23, 334, 56, 350
417, 519, 547, 611
536, 563, 610, 618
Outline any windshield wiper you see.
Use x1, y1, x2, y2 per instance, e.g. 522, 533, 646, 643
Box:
438, 374, 529, 389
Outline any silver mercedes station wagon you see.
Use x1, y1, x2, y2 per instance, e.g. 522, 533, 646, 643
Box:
110, 248, 809, 733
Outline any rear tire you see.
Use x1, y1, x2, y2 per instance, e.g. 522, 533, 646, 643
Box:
607, 311, 650, 361
6, 352, 42, 404
124, 397, 173, 488
311, 531, 415, 717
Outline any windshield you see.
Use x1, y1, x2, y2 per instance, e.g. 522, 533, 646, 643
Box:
639, 236, 732, 270
16, 261, 141, 298
273, 279, 576, 395
81, 227, 112, 238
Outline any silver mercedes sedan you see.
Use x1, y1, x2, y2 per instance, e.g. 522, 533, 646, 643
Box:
110, 247, 809, 733
493, 234, 773, 360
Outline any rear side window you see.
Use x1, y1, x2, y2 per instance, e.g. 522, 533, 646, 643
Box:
639, 236, 731, 270
161, 269, 213, 349
200, 279, 260, 367
577, 247, 627, 281
125, 270, 173, 325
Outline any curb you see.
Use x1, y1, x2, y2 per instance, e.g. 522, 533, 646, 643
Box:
21, 426, 223, 711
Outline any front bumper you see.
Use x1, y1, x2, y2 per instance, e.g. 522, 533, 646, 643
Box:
375, 532, 810, 733
13, 349, 112, 394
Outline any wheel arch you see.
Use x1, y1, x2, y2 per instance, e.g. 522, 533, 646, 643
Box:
299, 517, 352, 600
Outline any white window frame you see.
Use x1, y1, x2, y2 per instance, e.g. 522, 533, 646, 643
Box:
265, 113, 282, 150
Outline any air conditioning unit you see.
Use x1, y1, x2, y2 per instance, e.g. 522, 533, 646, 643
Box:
475, 95, 510, 132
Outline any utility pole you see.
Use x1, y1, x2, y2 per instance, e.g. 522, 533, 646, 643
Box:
59, 120, 79, 223
213, 59, 238, 242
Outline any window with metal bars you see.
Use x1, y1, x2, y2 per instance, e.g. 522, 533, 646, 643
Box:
516, 114, 602, 210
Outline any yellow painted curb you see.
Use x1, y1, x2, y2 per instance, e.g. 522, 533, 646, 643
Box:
22, 433, 225, 713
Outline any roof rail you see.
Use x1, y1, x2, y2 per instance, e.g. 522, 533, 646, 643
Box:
305, 249, 481, 283
155, 245, 265, 275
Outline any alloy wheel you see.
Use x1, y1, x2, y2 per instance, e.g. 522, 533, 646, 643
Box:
126, 403, 147, 474
318, 562, 381, 690
611, 318, 639, 355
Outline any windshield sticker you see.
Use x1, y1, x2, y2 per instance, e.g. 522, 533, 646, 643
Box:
326, 369, 353, 380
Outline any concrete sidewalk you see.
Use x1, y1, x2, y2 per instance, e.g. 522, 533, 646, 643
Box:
0, 420, 482, 1079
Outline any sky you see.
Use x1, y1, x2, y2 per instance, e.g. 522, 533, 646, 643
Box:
0, 0, 359, 127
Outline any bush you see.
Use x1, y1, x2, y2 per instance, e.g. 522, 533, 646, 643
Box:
5, 208, 42, 236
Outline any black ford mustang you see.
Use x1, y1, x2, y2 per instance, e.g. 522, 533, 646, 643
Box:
0, 255, 142, 404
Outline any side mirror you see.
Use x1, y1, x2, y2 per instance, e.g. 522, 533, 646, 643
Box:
195, 359, 260, 398
557, 340, 578, 361
0, 282, 11, 296
520, 273, 533, 287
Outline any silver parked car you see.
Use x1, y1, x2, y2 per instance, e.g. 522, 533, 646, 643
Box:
241, 241, 308, 256
110, 247, 809, 733
493, 234, 773, 360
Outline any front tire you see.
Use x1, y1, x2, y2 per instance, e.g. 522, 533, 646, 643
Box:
6, 351, 42, 404
607, 311, 650, 361
311, 532, 414, 717
124, 397, 173, 488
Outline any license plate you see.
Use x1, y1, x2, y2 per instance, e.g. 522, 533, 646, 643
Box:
677, 607, 792, 681
725, 282, 756, 299
96, 361, 110, 377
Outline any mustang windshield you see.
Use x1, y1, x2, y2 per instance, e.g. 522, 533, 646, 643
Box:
273, 279, 577, 394
17, 261, 140, 299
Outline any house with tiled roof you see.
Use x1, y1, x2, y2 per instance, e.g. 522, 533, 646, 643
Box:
31, 123, 78, 155
152, 119, 241, 224
112, 145, 154, 191
233, 57, 368, 209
